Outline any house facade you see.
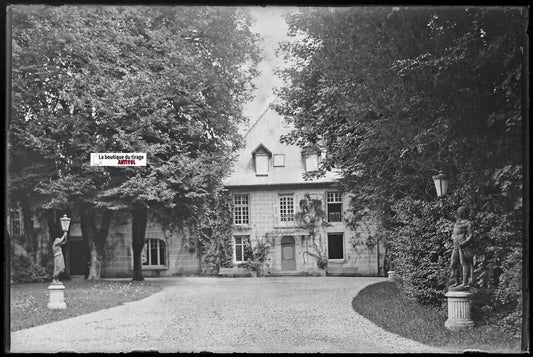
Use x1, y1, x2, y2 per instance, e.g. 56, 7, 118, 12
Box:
70, 216, 201, 278
7, 207, 201, 279
224, 107, 384, 276
9, 107, 383, 279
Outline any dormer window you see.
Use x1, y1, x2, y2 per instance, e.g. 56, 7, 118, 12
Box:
252, 144, 272, 176
302, 145, 321, 173
256, 154, 269, 175
305, 153, 319, 172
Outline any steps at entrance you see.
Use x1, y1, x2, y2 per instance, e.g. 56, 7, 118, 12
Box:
267, 271, 312, 277
326, 267, 359, 277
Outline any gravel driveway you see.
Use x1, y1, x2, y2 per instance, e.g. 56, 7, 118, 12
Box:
10, 276, 443, 353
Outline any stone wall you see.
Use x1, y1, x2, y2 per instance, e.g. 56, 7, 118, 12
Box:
99, 218, 200, 278
63, 215, 201, 278
229, 185, 384, 276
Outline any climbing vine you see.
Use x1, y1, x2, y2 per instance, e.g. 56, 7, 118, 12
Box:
295, 193, 330, 270
192, 191, 235, 275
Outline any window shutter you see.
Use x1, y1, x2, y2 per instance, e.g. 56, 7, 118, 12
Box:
273, 193, 279, 225
255, 154, 269, 175
293, 193, 300, 221
305, 154, 318, 172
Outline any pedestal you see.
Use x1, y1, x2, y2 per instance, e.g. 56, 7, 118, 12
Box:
445, 291, 474, 330
48, 283, 67, 309
387, 270, 396, 282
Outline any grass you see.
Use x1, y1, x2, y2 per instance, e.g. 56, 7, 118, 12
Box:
352, 281, 521, 353
10, 278, 163, 332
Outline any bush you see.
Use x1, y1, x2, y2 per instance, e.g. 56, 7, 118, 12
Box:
316, 255, 328, 269
494, 248, 522, 336
388, 197, 451, 305
387, 193, 523, 332
11, 254, 49, 283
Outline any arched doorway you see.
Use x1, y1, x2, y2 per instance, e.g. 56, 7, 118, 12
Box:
281, 236, 296, 271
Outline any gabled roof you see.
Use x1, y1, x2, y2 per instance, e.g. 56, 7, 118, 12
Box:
244, 105, 270, 139
251, 143, 272, 157
224, 106, 341, 188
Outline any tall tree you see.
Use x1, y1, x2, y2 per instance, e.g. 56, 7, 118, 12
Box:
276, 6, 525, 332
9, 5, 260, 280
94, 6, 261, 280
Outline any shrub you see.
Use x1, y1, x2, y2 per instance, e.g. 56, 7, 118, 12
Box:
11, 254, 48, 283
252, 240, 270, 263
387, 193, 523, 332
494, 248, 522, 336
238, 259, 260, 271
315, 255, 328, 269
388, 197, 451, 305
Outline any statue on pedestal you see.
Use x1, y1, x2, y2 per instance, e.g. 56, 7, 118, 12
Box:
52, 232, 68, 284
449, 206, 474, 291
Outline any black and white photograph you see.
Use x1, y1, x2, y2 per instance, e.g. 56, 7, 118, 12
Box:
4, 4, 529, 353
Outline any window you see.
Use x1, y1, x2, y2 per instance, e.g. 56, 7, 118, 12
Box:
234, 236, 253, 263
327, 192, 343, 222
273, 154, 285, 167
302, 145, 321, 173
233, 194, 249, 225
142, 239, 166, 267
255, 154, 269, 175
255, 155, 268, 176
10, 211, 21, 238
304, 153, 319, 172
327, 233, 344, 260
252, 145, 272, 176
279, 194, 294, 222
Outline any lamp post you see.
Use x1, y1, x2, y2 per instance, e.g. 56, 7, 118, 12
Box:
433, 174, 475, 330
60, 214, 71, 232
48, 214, 71, 310
432, 171, 449, 197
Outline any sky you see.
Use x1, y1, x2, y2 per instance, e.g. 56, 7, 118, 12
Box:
242, 6, 295, 127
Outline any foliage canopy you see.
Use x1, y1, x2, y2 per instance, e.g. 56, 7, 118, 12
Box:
275, 6, 525, 333
9, 5, 261, 280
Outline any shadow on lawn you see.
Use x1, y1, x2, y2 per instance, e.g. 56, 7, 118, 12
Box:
10, 279, 162, 332
352, 281, 521, 353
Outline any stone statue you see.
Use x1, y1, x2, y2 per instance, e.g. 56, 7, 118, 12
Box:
52, 232, 68, 284
449, 206, 474, 290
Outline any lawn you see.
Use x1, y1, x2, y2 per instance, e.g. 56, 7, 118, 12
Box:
352, 281, 521, 353
10, 278, 162, 332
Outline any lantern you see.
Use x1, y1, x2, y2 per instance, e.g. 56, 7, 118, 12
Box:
59, 214, 71, 232
432, 171, 449, 197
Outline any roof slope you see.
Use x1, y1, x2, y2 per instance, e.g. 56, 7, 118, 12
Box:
224, 106, 340, 187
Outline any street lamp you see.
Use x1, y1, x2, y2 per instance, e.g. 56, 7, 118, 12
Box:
48, 214, 71, 309
432, 171, 449, 197
59, 214, 71, 232
433, 171, 475, 330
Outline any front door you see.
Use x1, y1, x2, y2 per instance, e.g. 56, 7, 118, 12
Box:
281, 236, 296, 271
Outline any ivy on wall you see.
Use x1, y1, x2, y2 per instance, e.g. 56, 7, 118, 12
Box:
295, 193, 330, 270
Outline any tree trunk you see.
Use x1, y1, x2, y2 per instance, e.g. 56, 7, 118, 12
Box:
80, 206, 97, 279
132, 203, 148, 281
46, 209, 63, 243
21, 195, 36, 263
94, 209, 113, 279
87, 243, 101, 279
80, 206, 113, 281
